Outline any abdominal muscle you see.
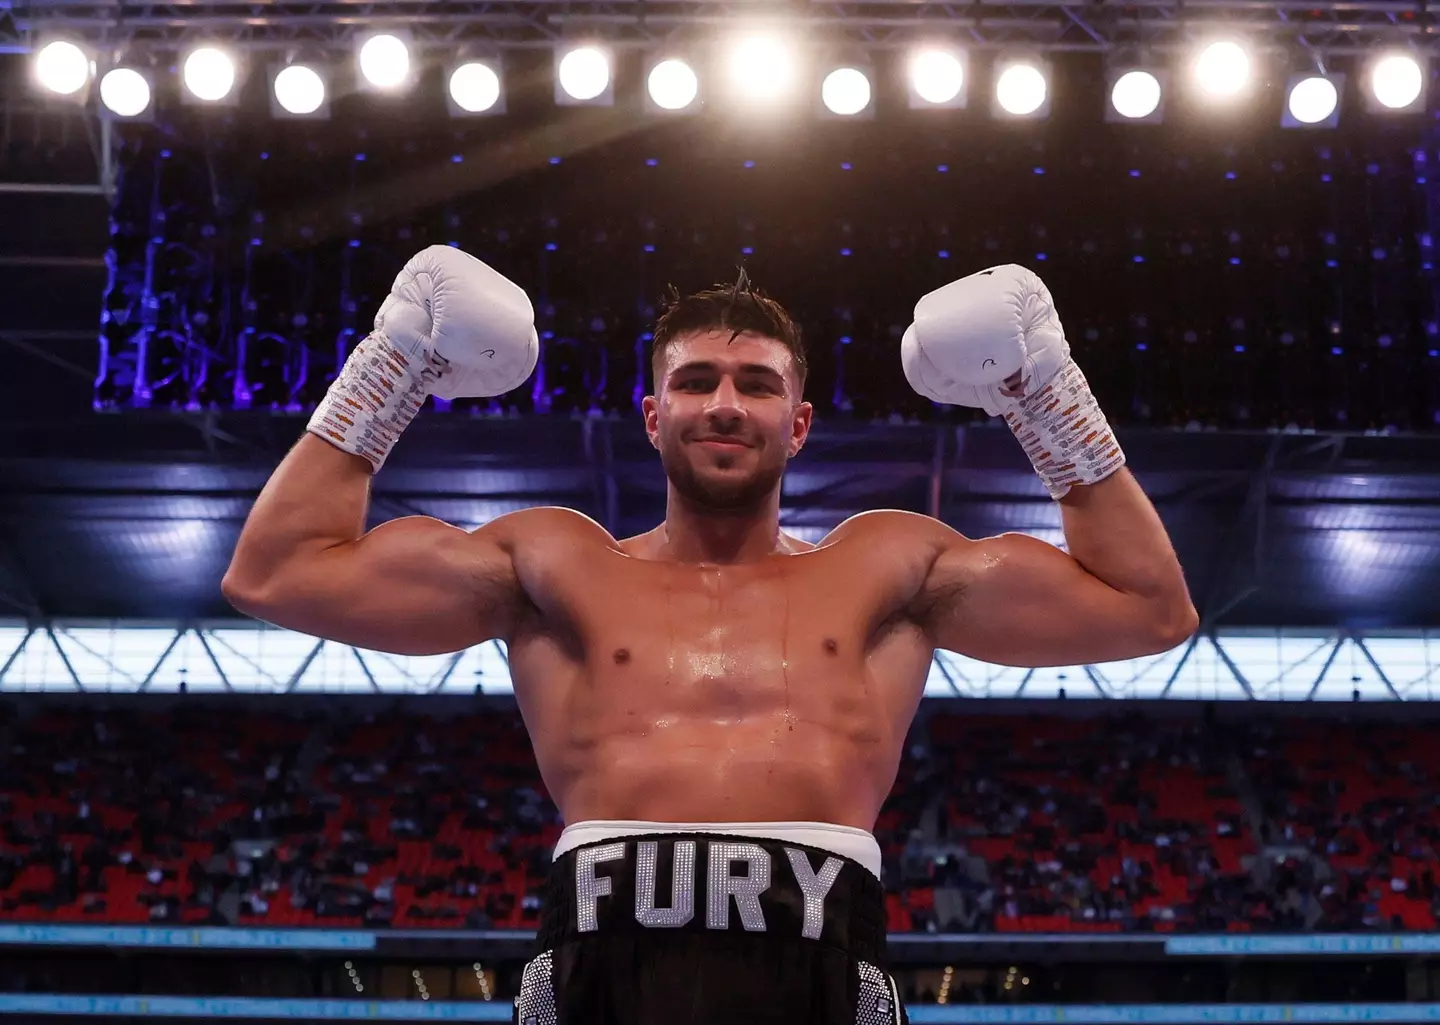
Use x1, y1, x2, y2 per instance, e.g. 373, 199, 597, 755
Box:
510, 648, 905, 832
555, 713, 890, 829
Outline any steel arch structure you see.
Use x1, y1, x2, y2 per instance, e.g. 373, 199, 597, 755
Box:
3, 619, 1439, 700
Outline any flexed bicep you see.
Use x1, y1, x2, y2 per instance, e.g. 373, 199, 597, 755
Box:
916, 531, 1192, 669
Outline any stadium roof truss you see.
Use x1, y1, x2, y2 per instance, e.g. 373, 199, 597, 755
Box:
2, 620, 1439, 700
2, 0, 1435, 57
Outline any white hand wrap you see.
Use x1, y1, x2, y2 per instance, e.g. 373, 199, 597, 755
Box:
1002, 356, 1126, 500
307, 331, 443, 471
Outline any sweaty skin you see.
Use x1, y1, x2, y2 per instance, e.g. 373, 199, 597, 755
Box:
224, 327, 1196, 833
503, 510, 934, 830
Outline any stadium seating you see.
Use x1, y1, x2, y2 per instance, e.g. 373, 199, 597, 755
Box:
0, 707, 1432, 932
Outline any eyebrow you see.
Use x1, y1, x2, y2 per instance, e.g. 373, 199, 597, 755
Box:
668, 361, 786, 382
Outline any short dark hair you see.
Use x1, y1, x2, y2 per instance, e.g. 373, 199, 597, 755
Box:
650, 270, 807, 395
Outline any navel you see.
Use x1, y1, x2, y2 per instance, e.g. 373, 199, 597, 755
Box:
613, 648, 631, 665
823, 638, 838, 655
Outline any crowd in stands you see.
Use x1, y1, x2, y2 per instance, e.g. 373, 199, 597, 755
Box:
1, 704, 1437, 933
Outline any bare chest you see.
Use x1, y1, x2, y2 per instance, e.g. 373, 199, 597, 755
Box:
512, 550, 920, 718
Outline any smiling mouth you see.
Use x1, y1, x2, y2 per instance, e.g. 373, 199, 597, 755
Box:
695, 438, 749, 449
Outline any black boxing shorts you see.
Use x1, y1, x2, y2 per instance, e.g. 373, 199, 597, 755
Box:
512, 822, 906, 1024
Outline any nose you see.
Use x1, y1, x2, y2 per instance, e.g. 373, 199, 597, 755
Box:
703, 376, 745, 426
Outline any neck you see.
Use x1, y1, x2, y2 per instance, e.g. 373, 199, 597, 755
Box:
658, 485, 786, 564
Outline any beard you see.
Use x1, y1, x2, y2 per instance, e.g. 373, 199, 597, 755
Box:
659, 438, 786, 512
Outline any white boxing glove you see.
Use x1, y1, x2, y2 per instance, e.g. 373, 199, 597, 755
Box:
901, 264, 1125, 499
308, 245, 539, 471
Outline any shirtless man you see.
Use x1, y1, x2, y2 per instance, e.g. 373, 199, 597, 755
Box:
223, 247, 1197, 1024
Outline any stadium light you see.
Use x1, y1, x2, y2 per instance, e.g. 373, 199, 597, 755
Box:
993, 59, 1049, 118
726, 33, 798, 106
1368, 53, 1424, 111
555, 45, 613, 105
182, 46, 239, 103
907, 47, 966, 108
447, 60, 504, 115
1282, 74, 1342, 128
357, 33, 411, 90
1106, 68, 1166, 122
1192, 40, 1251, 99
820, 66, 874, 118
645, 57, 701, 113
99, 66, 154, 118
271, 63, 329, 118
34, 40, 91, 96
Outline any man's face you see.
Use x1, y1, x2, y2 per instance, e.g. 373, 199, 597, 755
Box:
642, 329, 812, 512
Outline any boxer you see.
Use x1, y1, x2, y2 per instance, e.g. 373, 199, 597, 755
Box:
224, 247, 1197, 1023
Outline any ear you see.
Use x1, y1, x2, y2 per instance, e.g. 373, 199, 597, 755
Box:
788, 400, 814, 458
641, 394, 661, 450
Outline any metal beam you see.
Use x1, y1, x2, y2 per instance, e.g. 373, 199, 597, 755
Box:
1304, 634, 1345, 701
1353, 635, 1403, 701
1209, 633, 1257, 700
9, 0, 1437, 55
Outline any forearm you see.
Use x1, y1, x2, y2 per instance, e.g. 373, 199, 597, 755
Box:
1057, 469, 1197, 626
223, 434, 374, 598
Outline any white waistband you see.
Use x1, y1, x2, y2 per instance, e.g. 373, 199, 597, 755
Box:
553, 819, 883, 880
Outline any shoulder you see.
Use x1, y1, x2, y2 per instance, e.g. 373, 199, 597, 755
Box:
820, 510, 984, 613
478, 505, 622, 554
820, 509, 966, 554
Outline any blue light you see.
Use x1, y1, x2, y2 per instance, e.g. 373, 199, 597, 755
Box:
1036, 253, 1047, 261
1430, 350, 1439, 357
1224, 171, 1236, 180
451, 155, 463, 164
741, 246, 753, 255
938, 250, 950, 259
840, 248, 852, 256
1427, 263, 1435, 271
1321, 174, 1332, 183
1033, 167, 1045, 175
541, 330, 554, 340
1420, 177, 1430, 185
249, 238, 261, 247
1326, 260, 1339, 268
447, 241, 459, 248
841, 162, 852, 170
549, 156, 561, 165
1133, 255, 1144, 264
1234, 345, 1246, 353
646, 158, 658, 167
545, 242, 557, 251
1136, 343, 1148, 351
1331, 347, 1343, 355
348, 240, 360, 248
642, 332, 654, 341
259, 152, 268, 161
1229, 257, 1241, 265
1129, 170, 1141, 178
643, 244, 655, 253
160, 149, 172, 159
743, 160, 755, 169
355, 154, 366, 162
937, 164, 949, 173
840, 336, 852, 345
